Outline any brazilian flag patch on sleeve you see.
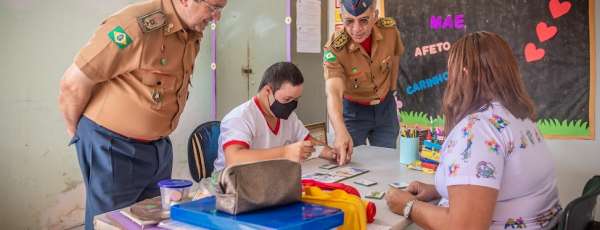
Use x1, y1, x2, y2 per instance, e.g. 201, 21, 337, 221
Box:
108, 26, 133, 49
323, 50, 337, 63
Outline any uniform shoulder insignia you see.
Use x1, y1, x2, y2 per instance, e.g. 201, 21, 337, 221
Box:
377, 17, 396, 28
331, 30, 349, 50
108, 26, 133, 49
137, 10, 167, 33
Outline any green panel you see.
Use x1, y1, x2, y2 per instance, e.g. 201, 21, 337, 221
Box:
216, 0, 287, 118
292, 0, 329, 124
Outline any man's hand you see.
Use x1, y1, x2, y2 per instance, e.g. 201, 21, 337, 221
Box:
325, 77, 354, 166
284, 140, 315, 162
334, 130, 353, 165
59, 64, 97, 138
67, 127, 76, 138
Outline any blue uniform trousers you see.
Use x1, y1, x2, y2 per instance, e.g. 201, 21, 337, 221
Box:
343, 92, 399, 148
70, 116, 172, 230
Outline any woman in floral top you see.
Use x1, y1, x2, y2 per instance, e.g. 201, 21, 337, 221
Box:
385, 31, 561, 229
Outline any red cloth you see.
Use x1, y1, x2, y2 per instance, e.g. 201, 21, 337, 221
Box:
302, 179, 361, 196
301, 179, 376, 223
366, 202, 376, 223
360, 35, 373, 56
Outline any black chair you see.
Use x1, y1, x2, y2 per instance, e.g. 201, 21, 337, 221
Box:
557, 175, 600, 230
187, 121, 220, 183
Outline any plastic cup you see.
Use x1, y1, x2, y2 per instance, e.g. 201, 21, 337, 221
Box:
399, 137, 419, 165
157, 179, 193, 212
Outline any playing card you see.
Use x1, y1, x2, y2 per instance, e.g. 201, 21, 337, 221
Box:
319, 163, 339, 170
389, 182, 409, 189
365, 191, 385, 199
332, 167, 369, 178
302, 172, 344, 183
354, 179, 377, 187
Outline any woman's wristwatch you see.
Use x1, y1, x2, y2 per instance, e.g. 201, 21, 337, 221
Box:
402, 199, 417, 219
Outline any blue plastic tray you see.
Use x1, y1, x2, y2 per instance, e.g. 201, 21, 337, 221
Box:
171, 196, 344, 230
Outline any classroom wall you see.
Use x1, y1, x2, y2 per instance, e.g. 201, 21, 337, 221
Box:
0, 1, 597, 229
0, 1, 213, 229
326, 0, 600, 216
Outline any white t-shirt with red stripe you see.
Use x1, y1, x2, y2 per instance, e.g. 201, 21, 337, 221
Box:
213, 97, 310, 171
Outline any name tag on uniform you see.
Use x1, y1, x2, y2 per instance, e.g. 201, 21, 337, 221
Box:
137, 10, 167, 33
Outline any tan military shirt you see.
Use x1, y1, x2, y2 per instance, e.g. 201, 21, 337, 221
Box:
323, 17, 404, 105
75, 0, 202, 140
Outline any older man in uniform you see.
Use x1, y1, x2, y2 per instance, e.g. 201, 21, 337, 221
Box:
324, 0, 404, 164
58, 0, 226, 228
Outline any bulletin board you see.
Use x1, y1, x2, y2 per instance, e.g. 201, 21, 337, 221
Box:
384, 0, 596, 140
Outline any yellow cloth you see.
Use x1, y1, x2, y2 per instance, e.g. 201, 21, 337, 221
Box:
302, 186, 367, 230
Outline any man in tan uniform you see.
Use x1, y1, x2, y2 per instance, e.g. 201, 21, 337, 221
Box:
324, 0, 404, 164
58, 0, 226, 228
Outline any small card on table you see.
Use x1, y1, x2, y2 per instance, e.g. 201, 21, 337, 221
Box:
354, 179, 377, 187
319, 163, 339, 170
365, 191, 385, 200
389, 182, 409, 189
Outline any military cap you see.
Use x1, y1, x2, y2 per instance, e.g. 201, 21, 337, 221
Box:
341, 0, 373, 16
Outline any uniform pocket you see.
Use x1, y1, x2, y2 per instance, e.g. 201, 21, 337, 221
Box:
137, 70, 178, 90
380, 56, 392, 76
347, 72, 370, 90
135, 69, 178, 110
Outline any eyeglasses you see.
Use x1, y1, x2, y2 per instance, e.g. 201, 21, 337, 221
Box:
343, 16, 371, 27
198, 0, 223, 14
342, 8, 376, 28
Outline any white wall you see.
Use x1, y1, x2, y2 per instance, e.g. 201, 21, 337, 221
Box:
0, 1, 212, 229
0, 1, 598, 229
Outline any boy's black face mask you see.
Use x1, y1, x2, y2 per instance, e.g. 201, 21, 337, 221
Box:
269, 92, 298, 120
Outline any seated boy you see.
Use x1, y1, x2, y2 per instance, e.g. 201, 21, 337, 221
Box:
213, 62, 336, 171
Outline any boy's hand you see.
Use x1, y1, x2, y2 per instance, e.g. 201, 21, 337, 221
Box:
284, 140, 315, 162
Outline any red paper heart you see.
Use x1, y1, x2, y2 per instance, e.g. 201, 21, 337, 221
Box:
524, 43, 545, 62
549, 0, 571, 19
536, 22, 558, 42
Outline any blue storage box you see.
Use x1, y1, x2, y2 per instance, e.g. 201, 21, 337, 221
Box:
423, 140, 442, 151
171, 196, 344, 230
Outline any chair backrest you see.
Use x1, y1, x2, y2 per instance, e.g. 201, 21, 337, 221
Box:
558, 175, 600, 230
188, 121, 220, 182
